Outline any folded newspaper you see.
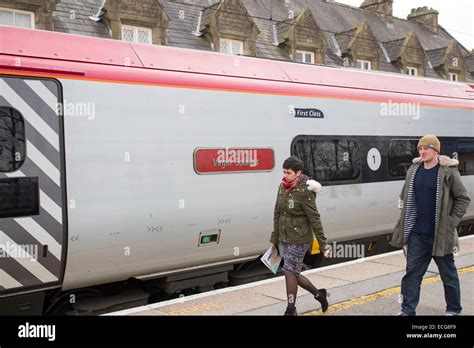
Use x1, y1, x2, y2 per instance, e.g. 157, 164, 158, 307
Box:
260, 245, 282, 274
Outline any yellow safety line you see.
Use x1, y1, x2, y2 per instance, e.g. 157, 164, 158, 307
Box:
303, 265, 474, 316
165, 303, 221, 316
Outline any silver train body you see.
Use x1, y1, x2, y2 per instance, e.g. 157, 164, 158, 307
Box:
60, 78, 474, 291
0, 27, 473, 314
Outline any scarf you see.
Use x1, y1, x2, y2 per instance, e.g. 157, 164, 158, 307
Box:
281, 174, 309, 194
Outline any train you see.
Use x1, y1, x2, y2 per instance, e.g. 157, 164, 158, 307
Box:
0, 25, 473, 315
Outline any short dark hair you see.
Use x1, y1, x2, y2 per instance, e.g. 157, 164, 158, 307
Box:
283, 156, 304, 173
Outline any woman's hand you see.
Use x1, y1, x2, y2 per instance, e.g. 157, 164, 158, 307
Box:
271, 243, 280, 255
323, 244, 332, 258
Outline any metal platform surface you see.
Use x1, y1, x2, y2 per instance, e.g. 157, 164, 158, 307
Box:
107, 236, 474, 316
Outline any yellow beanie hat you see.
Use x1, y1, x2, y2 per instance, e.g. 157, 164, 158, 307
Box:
417, 135, 440, 153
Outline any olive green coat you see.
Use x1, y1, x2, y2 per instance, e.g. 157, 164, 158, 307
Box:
270, 179, 327, 249
390, 156, 471, 256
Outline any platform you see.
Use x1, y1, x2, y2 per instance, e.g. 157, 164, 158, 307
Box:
107, 235, 474, 316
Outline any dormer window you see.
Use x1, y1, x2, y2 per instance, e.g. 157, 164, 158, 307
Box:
121, 25, 152, 44
406, 67, 418, 76
219, 38, 243, 55
427, 41, 466, 82
276, 8, 327, 65
199, 0, 260, 57
336, 21, 379, 71
357, 59, 372, 70
0, 7, 34, 29
296, 50, 315, 64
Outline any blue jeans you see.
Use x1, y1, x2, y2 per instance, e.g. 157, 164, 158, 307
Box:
401, 231, 462, 315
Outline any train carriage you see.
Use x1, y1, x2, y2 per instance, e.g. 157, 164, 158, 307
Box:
0, 26, 473, 314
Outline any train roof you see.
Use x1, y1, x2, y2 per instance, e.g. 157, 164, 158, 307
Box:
1, 26, 473, 104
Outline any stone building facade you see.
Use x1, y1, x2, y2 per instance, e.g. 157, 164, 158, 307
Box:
1, 0, 472, 82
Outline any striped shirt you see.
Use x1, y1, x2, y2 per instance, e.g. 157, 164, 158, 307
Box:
412, 163, 440, 237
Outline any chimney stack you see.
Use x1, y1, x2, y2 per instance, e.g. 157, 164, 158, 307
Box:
407, 7, 439, 33
360, 0, 393, 21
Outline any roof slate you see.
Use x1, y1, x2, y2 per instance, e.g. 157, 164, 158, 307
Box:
49, 0, 470, 79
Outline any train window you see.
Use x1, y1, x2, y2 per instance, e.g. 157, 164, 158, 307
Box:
388, 140, 418, 177
0, 106, 26, 172
293, 138, 361, 183
456, 140, 474, 175
0, 177, 39, 218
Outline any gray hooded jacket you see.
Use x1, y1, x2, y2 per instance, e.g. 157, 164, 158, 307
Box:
390, 155, 471, 256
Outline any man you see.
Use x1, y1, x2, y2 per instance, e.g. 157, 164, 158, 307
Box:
391, 135, 470, 316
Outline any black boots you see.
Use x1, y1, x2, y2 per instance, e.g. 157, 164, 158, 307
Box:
314, 288, 330, 312
284, 289, 330, 315
284, 307, 297, 316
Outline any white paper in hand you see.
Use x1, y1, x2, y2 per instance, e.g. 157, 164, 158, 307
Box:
260, 246, 282, 274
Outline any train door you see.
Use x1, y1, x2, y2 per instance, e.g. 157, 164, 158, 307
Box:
0, 75, 67, 314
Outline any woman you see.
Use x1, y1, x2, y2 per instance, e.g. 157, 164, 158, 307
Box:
269, 156, 331, 316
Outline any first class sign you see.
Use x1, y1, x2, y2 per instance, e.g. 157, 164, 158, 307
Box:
194, 148, 275, 174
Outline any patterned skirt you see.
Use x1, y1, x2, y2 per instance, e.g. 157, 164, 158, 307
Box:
281, 242, 311, 275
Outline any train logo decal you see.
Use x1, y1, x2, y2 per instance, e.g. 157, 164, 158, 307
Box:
289, 105, 324, 119
194, 148, 275, 174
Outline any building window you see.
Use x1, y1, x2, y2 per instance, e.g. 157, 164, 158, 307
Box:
406, 67, 418, 76
388, 140, 419, 177
296, 50, 315, 64
292, 137, 361, 184
0, 106, 26, 173
448, 72, 458, 81
219, 38, 244, 55
456, 140, 474, 176
356, 59, 372, 70
121, 25, 152, 44
0, 7, 34, 28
